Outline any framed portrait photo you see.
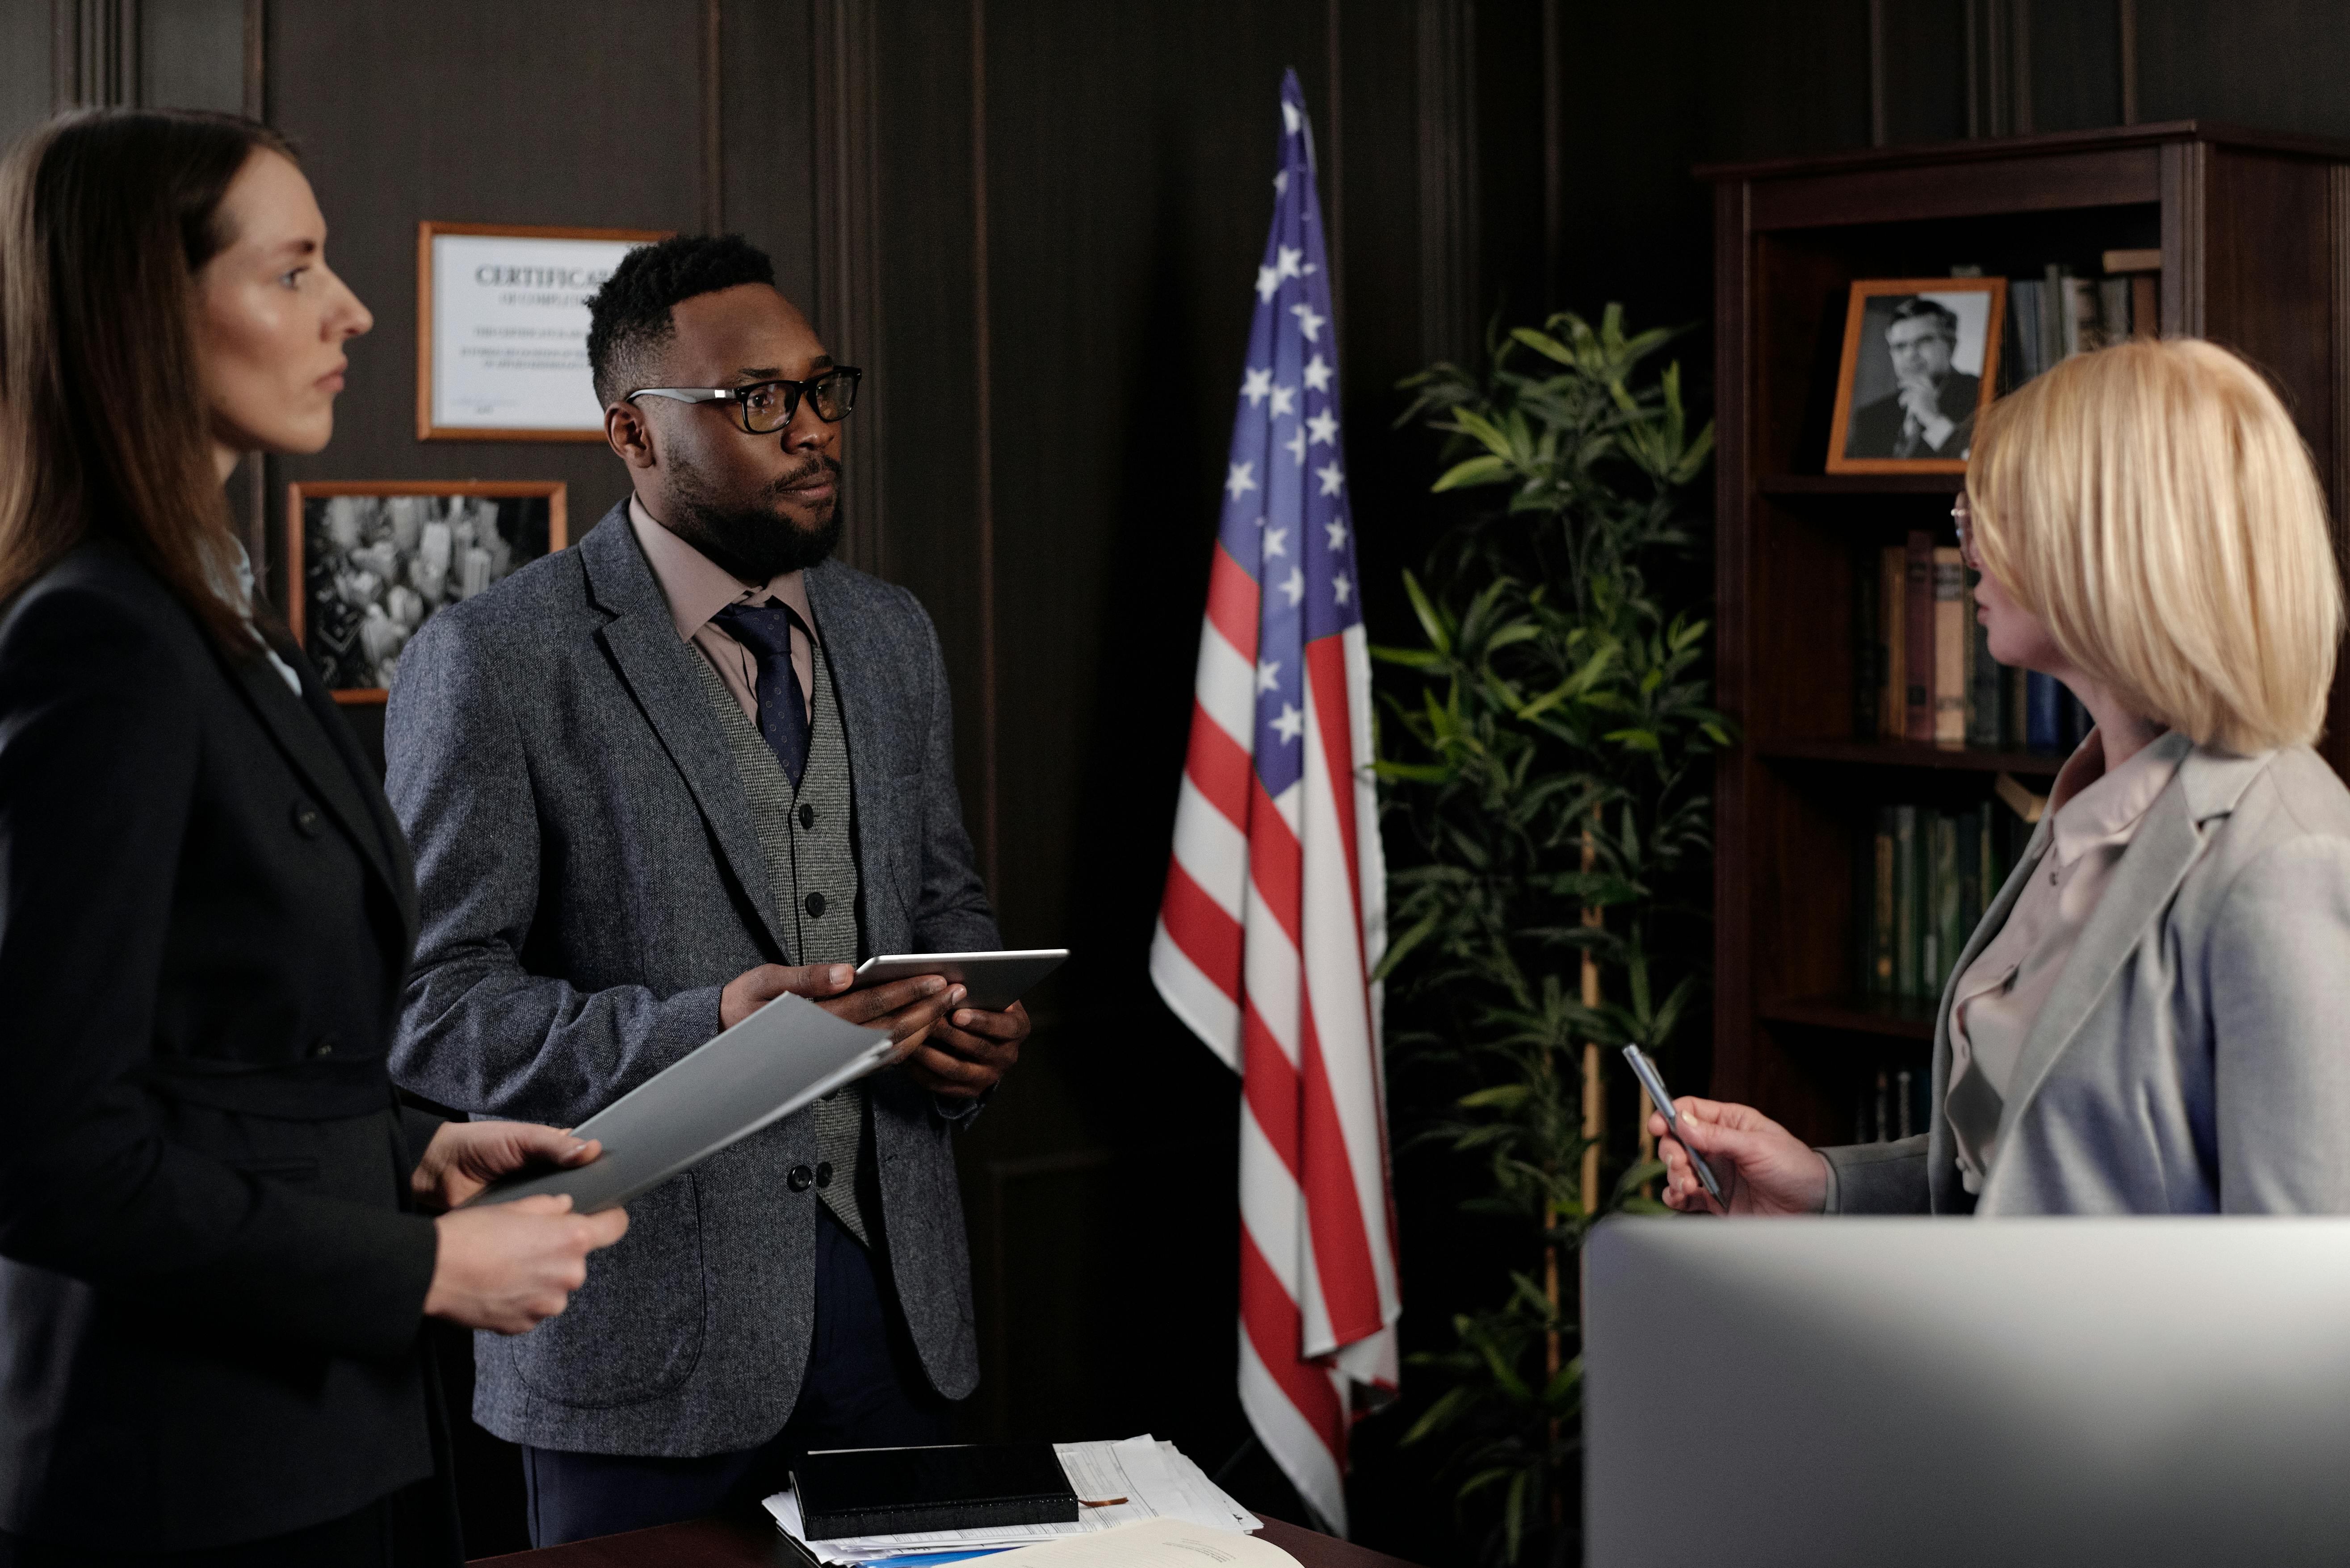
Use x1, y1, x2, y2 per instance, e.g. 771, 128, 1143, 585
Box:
1826, 277, 2007, 474
286, 481, 567, 703
416, 222, 669, 441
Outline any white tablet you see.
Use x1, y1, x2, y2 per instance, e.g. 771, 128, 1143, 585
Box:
852, 948, 1068, 1013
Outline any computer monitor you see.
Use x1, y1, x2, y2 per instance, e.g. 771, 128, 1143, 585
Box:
1584, 1218, 2350, 1568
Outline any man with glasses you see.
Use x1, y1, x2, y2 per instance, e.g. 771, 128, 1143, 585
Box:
384, 235, 1027, 1545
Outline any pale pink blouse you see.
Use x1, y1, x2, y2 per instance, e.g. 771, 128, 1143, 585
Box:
1944, 727, 2185, 1192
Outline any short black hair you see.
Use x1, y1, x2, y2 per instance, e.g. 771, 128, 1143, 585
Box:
1887, 296, 1960, 340
585, 233, 777, 407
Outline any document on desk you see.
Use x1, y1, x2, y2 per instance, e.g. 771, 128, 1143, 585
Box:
979, 1522, 1300, 1568
766, 1436, 1259, 1565
466, 993, 895, 1214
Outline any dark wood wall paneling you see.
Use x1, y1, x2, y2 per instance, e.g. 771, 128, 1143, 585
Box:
17, 0, 2350, 1557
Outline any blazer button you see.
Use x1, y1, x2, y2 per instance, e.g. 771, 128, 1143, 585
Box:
787, 1165, 815, 1193
814, 1161, 834, 1188
805, 891, 826, 918
309, 1033, 340, 1059
291, 800, 323, 838
799, 803, 815, 830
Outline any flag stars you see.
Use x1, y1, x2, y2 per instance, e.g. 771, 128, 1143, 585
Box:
1255, 265, 1280, 304
1256, 658, 1281, 693
1269, 383, 1297, 418
1241, 367, 1273, 406
1302, 355, 1333, 392
1290, 303, 1326, 342
1272, 171, 1288, 195
1305, 410, 1339, 446
1276, 245, 1305, 281
1284, 427, 1308, 466
1334, 573, 1353, 605
1272, 703, 1305, 742
1225, 461, 1258, 502
1315, 461, 1346, 497
1282, 101, 1303, 135
1264, 526, 1288, 559
1280, 566, 1305, 607
1326, 518, 1349, 551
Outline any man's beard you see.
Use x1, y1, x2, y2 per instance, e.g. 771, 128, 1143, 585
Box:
666, 451, 844, 581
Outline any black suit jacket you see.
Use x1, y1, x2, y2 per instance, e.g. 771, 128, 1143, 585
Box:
1846, 369, 1982, 459
0, 542, 447, 1553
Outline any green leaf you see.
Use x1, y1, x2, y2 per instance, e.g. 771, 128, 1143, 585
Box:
1432, 453, 1514, 493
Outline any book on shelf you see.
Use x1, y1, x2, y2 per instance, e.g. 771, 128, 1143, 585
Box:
1932, 546, 1967, 745
1903, 531, 1935, 742
1861, 796, 2036, 1003
2026, 670, 2062, 752
2004, 251, 2158, 388
1852, 543, 2038, 752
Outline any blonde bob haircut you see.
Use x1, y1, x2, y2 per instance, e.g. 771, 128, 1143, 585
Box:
1965, 337, 2343, 755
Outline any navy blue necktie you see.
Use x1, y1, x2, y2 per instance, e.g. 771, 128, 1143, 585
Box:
712, 601, 812, 786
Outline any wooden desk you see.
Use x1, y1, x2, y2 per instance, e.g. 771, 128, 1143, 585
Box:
471, 1512, 1424, 1568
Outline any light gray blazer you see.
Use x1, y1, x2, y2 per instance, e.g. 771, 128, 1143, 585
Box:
1825, 733, 2350, 1216
384, 504, 998, 1456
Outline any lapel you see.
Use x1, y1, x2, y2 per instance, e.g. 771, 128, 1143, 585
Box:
579, 507, 789, 956
1987, 735, 2256, 1182
215, 633, 416, 949
803, 562, 885, 898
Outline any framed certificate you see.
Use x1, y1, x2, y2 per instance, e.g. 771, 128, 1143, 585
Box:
416, 222, 669, 441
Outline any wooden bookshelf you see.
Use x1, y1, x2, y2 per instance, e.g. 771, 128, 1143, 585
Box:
1704, 122, 2350, 1145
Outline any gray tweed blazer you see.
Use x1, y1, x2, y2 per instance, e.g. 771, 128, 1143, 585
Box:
1824, 734, 2350, 1216
384, 503, 998, 1456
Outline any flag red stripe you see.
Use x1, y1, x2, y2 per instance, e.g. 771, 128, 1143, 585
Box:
1246, 776, 1302, 949
1239, 1228, 1343, 1458
1183, 698, 1252, 830
1297, 997, 1385, 1343
1206, 544, 1260, 663
1304, 637, 1364, 940
1242, 999, 1301, 1176
1159, 859, 1242, 1001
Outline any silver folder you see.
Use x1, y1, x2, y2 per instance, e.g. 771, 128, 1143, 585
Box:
464, 993, 895, 1214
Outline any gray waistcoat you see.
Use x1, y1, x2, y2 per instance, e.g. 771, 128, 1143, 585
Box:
690, 632, 875, 1243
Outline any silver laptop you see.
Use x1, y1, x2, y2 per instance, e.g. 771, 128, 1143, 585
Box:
1585, 1218, 2350, 1568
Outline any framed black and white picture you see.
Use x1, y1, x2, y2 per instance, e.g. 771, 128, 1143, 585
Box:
1826, 277, 2007, 474
286, 481, 567, 701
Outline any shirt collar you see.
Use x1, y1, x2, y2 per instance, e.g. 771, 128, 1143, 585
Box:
2048, 725, 2191, 868
626, 495, 811, 641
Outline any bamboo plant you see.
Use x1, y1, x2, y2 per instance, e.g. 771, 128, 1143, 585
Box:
1372, 305, 1722, 1566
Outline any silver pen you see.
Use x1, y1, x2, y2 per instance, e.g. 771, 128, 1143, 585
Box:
1622, 1044, 1725, 1206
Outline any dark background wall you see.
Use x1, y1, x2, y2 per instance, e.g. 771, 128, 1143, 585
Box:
11, 1, 2350, 1559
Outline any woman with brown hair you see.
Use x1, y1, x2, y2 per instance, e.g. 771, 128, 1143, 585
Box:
0, 111, 627, 1565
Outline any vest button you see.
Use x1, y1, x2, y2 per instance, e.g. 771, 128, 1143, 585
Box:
291, 800, 322, 838
814, 1161, 834, 1189
799, 803, 815, 830
787, 1165, 814, 1193
805, 891, 826, 918
309, 1033, 340, 1059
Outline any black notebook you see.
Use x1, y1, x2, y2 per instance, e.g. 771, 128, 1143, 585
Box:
791, 1442, 1081, 1539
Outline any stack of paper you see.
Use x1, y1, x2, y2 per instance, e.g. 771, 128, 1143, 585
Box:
765, 1435, 1260, 1567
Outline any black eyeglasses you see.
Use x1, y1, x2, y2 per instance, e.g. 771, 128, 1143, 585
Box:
626, 367, 862, 434
1951, 494, 1981, 570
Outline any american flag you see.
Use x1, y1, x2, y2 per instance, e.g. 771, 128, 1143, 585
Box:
1149, 69, 1397, 1537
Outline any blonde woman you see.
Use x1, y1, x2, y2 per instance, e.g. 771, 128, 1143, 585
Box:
1662, 337, 2350, 1216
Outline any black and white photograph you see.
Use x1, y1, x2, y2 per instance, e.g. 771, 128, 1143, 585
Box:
286, 481, 567, 696
1827, 277, 2006, 472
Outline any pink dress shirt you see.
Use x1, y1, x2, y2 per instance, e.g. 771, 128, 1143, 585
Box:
1944, 726, 2184, 1192
627, 495, 816, 725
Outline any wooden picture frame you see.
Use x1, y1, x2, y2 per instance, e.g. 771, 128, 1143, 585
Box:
416, 222, 669, 442
286, 480, 568, 705
1825, 277, 2007, 474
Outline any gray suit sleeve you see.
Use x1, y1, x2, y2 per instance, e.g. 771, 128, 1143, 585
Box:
386, 613, 725, 1124
2207, 836, 2350, 1213
1819, 1135, 1933, 1214
903, 587, 1000, 953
